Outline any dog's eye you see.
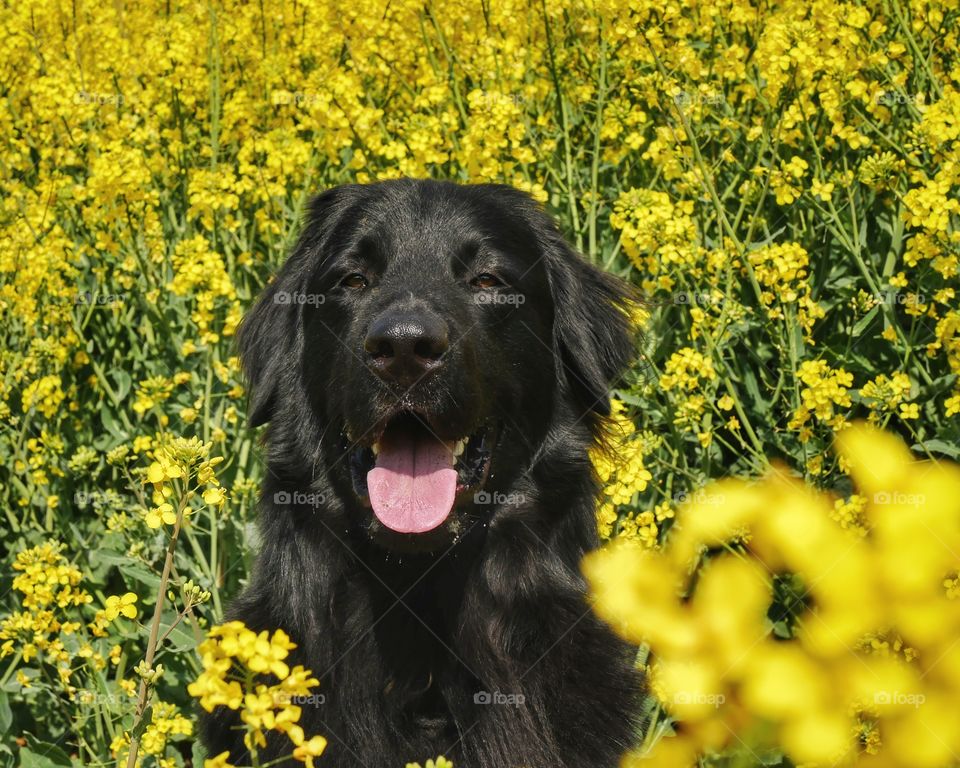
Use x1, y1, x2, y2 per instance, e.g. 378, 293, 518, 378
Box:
340, 273, 368, 289
471, 273, 503, 289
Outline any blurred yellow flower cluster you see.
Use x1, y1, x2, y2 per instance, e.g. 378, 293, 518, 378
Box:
584, 423, 960, 767
189, 621, 327, 766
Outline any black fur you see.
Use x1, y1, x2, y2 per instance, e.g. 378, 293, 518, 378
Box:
202, 179, 643, 767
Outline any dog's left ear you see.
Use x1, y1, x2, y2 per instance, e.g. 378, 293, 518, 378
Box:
543, 230, 636, 417
237, 186, 361, 427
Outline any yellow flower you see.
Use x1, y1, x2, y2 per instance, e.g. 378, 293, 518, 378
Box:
22, 375, 66, 418
3, 0, 959, 763
104, 593, 138, 621
291, 735, 328, 766
899, 402, 920, 420
861, 372, 912, 416
406, 759, 453, 768
145, 503, 177, 529
592, 399, 653, 539
586, 424, 960, 767
204, 752, 235, 768
202, 487, 227, 507
788, 360, 853, 435
746, 242, 824, 338
832, 494, 869, 535
113, 700, 192, 762
810, 179, 834, 201
133, 376, 174, 415
146, 458, 182, 485
946, 393, 960, 416
189, 621, 324, 758
660, 348, 716, 392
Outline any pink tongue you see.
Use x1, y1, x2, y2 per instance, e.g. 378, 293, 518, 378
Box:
367, 431, 457, 534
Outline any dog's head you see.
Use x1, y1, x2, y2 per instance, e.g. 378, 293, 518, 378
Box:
240, 180, 634, 549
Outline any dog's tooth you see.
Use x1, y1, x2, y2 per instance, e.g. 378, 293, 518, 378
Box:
453, 440, 466, 457
372, 442, 380, 457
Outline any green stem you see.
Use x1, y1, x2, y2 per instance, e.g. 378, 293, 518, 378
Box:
540, 0, 582, 247
124, 488, 189, 768
587, 26, 608, 261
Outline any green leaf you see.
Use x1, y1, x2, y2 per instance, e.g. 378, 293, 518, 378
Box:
192, 741, 208, 767
164, 620, 199, 653
912, 439, 960, 460
93, 551, 161, 592
770, 620, 793, 640
112, 370, 133, 401
18, 738, 71, 768
851, 306, 879, 338
130, 705, 153, 741
0, 690, 11, 734
99, 404, 128, 441
740, 366, 768, 415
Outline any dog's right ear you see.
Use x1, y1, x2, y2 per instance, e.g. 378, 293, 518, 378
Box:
237, 187, 358, 427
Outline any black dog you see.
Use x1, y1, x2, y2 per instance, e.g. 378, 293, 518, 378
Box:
202, 179, 643, 767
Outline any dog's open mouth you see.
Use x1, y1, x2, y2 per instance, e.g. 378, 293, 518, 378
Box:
348, 412, 493, 534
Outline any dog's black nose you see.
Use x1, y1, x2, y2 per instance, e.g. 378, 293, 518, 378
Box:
365, 311, 449, 385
